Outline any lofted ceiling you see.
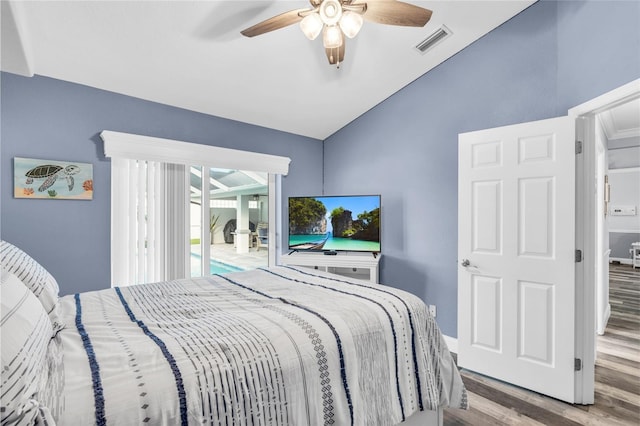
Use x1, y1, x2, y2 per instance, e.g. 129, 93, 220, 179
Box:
1, 1, 537, 140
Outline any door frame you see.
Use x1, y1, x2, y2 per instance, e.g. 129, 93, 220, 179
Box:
457, 117, 577, 402
569, 78, 640, 404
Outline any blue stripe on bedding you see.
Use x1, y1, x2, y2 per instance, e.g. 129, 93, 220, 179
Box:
262, 267, 408, 421
280, 265, 426, 412
74, 293, 106, 426
218, 273, 355, 426
114, 287, 188, 426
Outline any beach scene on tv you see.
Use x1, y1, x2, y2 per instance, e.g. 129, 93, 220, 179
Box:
288, 195, 381, 252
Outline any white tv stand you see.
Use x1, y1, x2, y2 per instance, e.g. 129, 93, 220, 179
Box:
280, 251, 381, 284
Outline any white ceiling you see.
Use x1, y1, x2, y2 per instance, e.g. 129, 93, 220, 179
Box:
599, 98, 640, 143
2, 1, 537, 140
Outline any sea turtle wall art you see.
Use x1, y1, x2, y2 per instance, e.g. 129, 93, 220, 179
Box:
14, 157, 93, 200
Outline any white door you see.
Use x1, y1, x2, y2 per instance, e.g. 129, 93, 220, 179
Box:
457, 116, 577, 403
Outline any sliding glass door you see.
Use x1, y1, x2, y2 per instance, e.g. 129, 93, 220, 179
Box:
105, 130, 288, 287
189, 166, 269, 277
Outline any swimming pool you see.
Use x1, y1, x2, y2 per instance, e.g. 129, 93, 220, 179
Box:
190, 253, 244, 276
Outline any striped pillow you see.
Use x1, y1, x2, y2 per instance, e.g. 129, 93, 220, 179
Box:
0, 240, 63, 332
1, 269, 55, 425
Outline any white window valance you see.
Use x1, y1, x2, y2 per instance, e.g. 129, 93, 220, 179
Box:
100, 130, 291, 176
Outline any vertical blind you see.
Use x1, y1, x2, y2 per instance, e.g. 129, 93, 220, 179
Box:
102, 130, 291, 287
111, 158, 188, 286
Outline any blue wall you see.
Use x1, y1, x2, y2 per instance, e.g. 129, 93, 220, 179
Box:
323, 0, 640, 337
1, 73, 323, 295
2, 1, 639, 337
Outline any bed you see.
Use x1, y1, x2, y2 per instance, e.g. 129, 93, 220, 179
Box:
1, 240, 467, 425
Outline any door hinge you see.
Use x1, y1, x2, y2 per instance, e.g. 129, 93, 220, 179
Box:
575, 249, 582, 262
575, 358, 582, 371
576, 140, 583, 154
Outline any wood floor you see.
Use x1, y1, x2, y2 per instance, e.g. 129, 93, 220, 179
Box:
443, 263, 640, 425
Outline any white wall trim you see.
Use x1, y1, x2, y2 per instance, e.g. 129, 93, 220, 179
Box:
442, 335, 458, 355
609, 229, 640, 234
569, 79, 640, 118
611, 257, 633, 265
597, 304, 611, 335
608, 167, 640, 174
101, 130, 291, 175
570, 79, 640, 404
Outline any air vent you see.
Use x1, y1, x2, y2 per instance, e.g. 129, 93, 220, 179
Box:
415, 25, 451, 54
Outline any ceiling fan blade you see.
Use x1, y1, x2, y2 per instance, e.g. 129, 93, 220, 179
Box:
325, 41, 346, 65
240, 8, 308, 37
359, 1, 432, 27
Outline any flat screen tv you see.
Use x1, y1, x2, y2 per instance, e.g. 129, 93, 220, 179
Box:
288, 195, 381, 253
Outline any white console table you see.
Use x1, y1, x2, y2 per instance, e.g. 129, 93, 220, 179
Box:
280, 252, 381, 284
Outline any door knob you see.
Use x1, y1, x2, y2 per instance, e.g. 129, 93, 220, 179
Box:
461, 259, 470, 267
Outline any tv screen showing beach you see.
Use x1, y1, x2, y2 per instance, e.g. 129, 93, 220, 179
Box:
288, 195, 381, 252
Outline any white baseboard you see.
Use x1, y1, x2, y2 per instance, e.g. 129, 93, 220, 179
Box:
442, 334, 458, 354
597, 303, 611, 335
610, 257, 632, 265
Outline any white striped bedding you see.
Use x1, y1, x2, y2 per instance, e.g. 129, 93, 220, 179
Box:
1, 240, 64, 333
49, 266, 467, 425
1, 269, 55, 426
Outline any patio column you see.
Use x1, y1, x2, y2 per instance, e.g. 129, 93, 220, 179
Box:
236, 194, 251, 253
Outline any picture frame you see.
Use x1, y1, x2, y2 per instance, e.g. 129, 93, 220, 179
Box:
14, 157, 93, 200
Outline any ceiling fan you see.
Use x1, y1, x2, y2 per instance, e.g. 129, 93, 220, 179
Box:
240, 0, 432, 66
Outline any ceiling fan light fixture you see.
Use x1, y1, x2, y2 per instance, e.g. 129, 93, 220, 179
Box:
300, 13, 323, 40
339, 11, 363, 39
240, 0, 433, 66
323, 25, 343, 49
319, 0, 342, 26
